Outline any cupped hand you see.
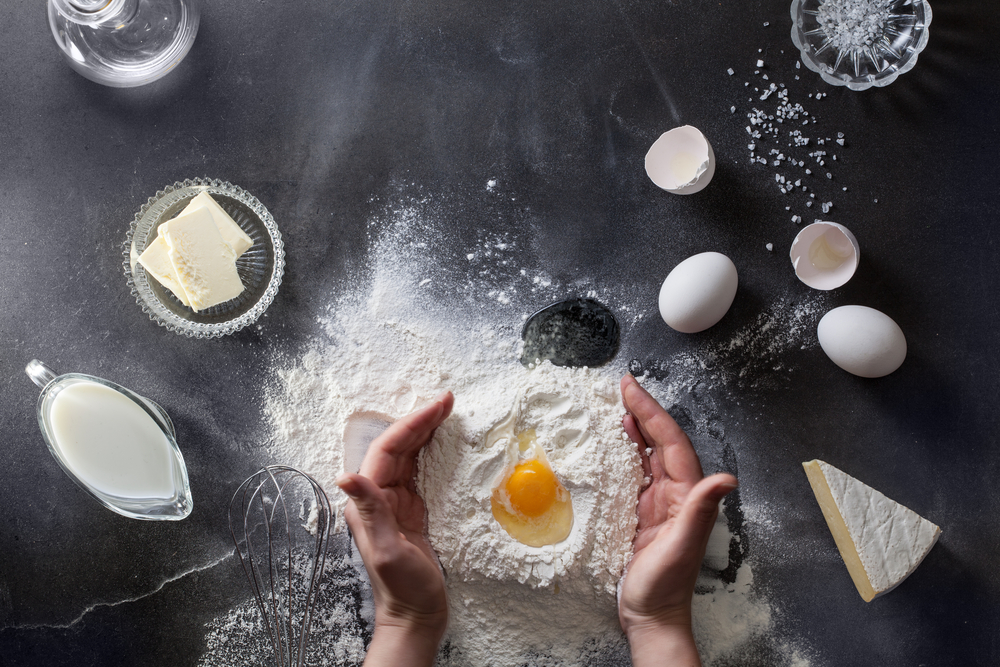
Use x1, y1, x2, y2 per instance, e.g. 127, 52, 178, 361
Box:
336, 391, 454, 666
618, 375, 737, 665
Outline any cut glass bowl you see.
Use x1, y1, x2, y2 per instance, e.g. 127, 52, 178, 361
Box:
790, 0, 932, 90
123, 178, 284, 338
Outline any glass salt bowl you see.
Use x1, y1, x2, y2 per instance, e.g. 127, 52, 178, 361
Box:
790, 0, 932, 90
123, 178, 285, 338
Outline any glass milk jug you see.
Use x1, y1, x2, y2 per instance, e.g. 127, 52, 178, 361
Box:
26, 360, 193, 520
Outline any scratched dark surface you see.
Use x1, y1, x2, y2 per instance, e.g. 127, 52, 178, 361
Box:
1, 0, 998, 665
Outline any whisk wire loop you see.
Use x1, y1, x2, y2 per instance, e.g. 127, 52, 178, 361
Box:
229, 465, 332, 667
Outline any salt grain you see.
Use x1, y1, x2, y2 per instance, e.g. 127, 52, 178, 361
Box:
817, 0, 892, 50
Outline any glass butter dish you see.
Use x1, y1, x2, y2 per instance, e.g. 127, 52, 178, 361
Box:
123, 177, 285, 338
26, 360, 193, 521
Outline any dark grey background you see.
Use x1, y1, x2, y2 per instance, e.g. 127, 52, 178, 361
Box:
1, 0, 998, 665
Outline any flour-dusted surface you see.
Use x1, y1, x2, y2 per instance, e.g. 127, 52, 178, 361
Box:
195, 191, 824, 667
419, 367, 642, 665
419, 370, 641, 591
258, 197, 647, 665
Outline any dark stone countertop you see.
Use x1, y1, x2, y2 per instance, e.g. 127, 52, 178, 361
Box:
1, 0, 998, 665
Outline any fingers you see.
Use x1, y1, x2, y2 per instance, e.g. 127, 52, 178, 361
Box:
360, 391, 454, 485
623, 412, 653, 479
622, 410, 645, 447
337, 472, 402, 555
621, 375, 703, 484
670, 473, 739, 558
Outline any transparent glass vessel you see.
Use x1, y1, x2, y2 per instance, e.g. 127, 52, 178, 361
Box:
47, 0, 200, 87
791, 0, 932, 90
26, 360, 194, 520
124, 178, 286, 338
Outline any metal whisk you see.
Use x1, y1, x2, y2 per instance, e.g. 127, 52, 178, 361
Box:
229, 466, 332, 667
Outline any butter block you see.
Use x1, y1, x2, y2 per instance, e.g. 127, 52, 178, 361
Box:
161, 207, 245, 312
137, 235, 191, 307
803, 459, 941, 602
160, 192, 254, 257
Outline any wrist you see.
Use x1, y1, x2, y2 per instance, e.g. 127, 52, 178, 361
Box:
364, 619, 445, 667
625, 618, 700, 667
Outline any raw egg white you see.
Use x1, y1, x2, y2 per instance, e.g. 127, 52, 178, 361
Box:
491, 429, 573, 547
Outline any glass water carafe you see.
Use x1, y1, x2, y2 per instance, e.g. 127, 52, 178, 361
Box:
47, 0, 200, 87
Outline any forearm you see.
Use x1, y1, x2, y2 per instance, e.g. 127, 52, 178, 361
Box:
364, 623, 443, 667
627, 623, 701, 667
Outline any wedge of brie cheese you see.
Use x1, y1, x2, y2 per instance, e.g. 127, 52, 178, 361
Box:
803, 460, 940, 602
137, 235, 191, 307
159, 191, 254, 258
160, 207, 245, 312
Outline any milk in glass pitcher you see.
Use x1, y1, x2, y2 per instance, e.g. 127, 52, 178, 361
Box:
26, 360, 193, 520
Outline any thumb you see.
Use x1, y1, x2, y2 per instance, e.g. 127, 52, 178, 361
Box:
672, 473, 738, 556
337, 472, 400, 553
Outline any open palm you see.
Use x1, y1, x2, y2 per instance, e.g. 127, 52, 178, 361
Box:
339, 392, 454, 634
618, 375, 738, 634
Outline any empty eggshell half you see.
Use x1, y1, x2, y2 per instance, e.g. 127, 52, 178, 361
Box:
790, 221, 860, 290
645, 126, 716, 195
817, 305, 907, 378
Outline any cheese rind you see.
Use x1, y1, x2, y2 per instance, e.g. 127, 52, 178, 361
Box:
161, 192, 254, 257
161, 207, 245, 312
137, 235, 191, 307
803, 459, 940, 602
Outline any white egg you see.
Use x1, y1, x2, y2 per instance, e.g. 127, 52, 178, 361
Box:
817, 305, 907, 378
645, 126, 716, 195
658, 252, 738, 333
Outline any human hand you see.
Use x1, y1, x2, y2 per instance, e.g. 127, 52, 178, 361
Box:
618, 375, 738, 667
336, 391, 454, 667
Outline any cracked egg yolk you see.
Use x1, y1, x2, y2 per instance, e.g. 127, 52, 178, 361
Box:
491, 431, 573, 547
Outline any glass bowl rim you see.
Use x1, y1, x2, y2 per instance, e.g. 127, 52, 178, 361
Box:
122, 177, 285, 338
789, 0, 933, 91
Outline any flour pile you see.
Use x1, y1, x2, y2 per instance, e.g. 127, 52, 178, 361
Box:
199, 191, 819, 667
260, 198, 644, 664
420, 371, 643, 665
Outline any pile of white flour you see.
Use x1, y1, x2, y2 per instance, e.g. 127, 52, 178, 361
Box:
200, 191, 820, 667
419, 372, 641, 592
262, 212, 643, 663
419, 368, 643, 665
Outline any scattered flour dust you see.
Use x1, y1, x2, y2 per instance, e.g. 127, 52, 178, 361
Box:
263, 240, 644, 665
198, 191, 816, 667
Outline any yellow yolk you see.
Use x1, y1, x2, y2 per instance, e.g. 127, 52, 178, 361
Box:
491, 431, 574, 547
504, 459, 557, 518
